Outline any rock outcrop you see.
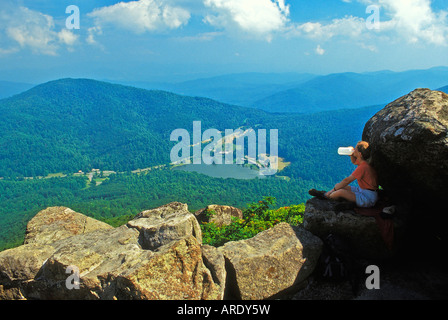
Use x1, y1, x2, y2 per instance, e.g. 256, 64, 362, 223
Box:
127, 202, 202, 250
218, 223, 322, 300
24, 207, 113, 245
0, 203, 322, 300
303, 198, 404, 260
362, 88, 448, 254
0, 203, 222, 300
363, 88, 448, 203
195, 205, 243, 227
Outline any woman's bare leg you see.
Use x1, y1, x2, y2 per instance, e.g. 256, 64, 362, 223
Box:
328, 188, 356, 203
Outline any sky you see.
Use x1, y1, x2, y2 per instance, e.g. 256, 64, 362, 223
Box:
0, 0, 448, 84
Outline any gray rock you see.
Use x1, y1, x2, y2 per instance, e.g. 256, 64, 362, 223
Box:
127, 202, 202, 250
363, 88, 448, 203
24, 206, 113, 245
201, 245, 226, 300
303, 198, 403, 259
218, 222, 322, 300
195, 205, 243, 227
0, 204, 221, 300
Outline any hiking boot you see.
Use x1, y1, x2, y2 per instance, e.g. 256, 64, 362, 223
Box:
308, 189, 327, 200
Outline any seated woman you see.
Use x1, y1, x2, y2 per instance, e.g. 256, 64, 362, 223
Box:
309, 141, 379, 209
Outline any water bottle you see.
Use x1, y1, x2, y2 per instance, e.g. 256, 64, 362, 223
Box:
338, 147, 354, 156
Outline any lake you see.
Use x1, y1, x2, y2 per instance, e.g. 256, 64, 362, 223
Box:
172, 163, 266, 180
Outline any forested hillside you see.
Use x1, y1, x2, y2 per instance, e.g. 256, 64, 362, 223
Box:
0, 78, 264, 178
0, 78, 383, 250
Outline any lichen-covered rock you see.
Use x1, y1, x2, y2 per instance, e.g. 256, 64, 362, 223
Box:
363, 88, 448, 202
0, 204, 222, 300
24, 207, 113, 245
201, 245, 226, 300
195, 205, 243, 227
303, 198, 404, 259
127, 202, 202, 250
218, 222, 322, 300
0, 243, 56, 286
362, 88, 448, 254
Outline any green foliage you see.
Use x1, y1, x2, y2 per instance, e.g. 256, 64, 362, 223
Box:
0, 169, 316, 251
201, 196, 305, 247
0, 79, 383, 251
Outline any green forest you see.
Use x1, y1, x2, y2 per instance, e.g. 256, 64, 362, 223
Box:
0, 168, 326, 250
0, 79, 383, 251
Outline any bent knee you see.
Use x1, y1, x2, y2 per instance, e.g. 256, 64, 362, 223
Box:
330, 189, 356, 202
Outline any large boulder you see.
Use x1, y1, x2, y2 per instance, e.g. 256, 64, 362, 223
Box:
24, 207, 113, 245
363, 88, 448, 203
1, 202, 323, 301
362, 88, 448, 252
31, 231, 221, 300
303, 198, 404, 260
0, 204, 222, 300
195, 205, 243, 227
218, 222, 322, 300
127, 202, 202, 250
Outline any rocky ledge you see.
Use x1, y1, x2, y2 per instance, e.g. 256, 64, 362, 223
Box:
0, 203, 323, 300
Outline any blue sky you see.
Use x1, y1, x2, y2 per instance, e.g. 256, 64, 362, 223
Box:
1, 0, 447, 83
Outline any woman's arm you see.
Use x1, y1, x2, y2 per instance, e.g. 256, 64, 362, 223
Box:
332, 175, 356, 193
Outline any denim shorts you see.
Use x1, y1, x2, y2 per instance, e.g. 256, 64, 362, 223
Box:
350, 186, 378, 208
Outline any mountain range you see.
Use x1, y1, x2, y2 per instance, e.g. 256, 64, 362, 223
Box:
0, 78, 379, 182
116, 67, 448, 113
438, 85, 448, 93
0, 78, 265, 178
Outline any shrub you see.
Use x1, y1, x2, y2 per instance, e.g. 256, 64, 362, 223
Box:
200, 196, 304, 247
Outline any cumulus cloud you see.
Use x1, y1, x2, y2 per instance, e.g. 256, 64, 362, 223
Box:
356, 0, 448, 45
283, 0, 448, 48
379, 0, 448, 45
289, 16, 366, 41
88, 0, 191, 34
203, 0, 290, 40
0, 6, 78, 55
315, 45, 325, 55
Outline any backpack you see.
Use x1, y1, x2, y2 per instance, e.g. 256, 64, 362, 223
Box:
317, 234, 350, 282
315, 233, 364, 295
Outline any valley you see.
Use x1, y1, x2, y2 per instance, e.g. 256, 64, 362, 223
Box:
1, 70, 446, 252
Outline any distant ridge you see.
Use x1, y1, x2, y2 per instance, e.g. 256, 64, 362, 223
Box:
113, 72, 316, 108
252, 67, 448, 113
437, 85, 448, 93
109, 67, 448, 113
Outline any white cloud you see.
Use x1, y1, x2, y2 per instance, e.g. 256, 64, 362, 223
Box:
0, 6, 78, 55
86, 26, 103, 45
283, 0, 448, 47
379, 0, 448, 45
177, 31, 224, 42
289, 16, 366, 41
315, 44, 325, 55
88, 0, 191, 34
203, 0, 290, 40
356, 0, 448, 45
57, 29, 79, 46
